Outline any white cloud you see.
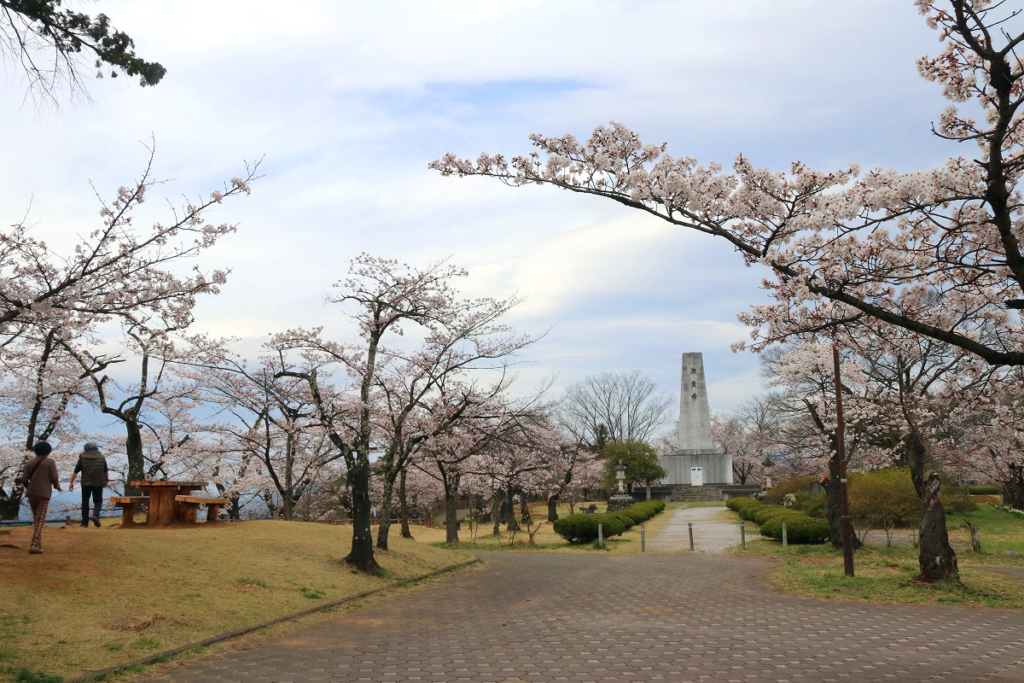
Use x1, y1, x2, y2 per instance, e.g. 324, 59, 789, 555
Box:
0, 0, 964, 426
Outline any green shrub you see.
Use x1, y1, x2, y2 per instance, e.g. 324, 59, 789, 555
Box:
791, 491, 826, 518
553, 506, 650, 544
764, 475, 818, 505
752, 506, 804, 526
940, 478, 977, 514
760, 515, 830, 544
612, 512, 635, 530
967, 484, 1001, 495
849, 468, 921, 532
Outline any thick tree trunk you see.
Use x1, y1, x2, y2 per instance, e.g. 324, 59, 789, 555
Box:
345, 462, 379, 572
491, 490, 503, 536
520, 496, 532, 525
445, 492, 459, 544
0, 488, 22, 520
376, 478, 396, 550
125, 419, 145, 496
506, 484, 519, 531
399, 468, 413, 539
824, 434, 862, 550
547, 494, 559, 522
919, 473, 958, 581
1004, 463, 1024, 509
904, 430, 956, 580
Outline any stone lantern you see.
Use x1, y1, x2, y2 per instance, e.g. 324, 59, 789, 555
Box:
608, 459, 633, 511
761, 450, 774, 490
615, 460, 626, 493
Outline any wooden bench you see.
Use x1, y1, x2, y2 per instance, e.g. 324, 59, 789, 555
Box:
174, 495, 230, 523
109, 496, 149, 527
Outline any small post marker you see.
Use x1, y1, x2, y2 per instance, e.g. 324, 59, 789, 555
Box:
641, 524, 646, 552
782, 521, 788, 548
741, 521, 746, 550
688, 522, 694, 551
598, 523, 604, 549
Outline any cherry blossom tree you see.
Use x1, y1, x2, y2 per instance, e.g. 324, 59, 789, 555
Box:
0, 324, 85, 518
62, 323, 204, 495
273, 255, 534, 571
412, 383, 534, 544
369, 286, 537, 551
431, 1, 1024, 580
0, 151, 257, 346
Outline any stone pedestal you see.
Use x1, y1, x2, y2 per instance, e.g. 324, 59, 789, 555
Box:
607, 494, 634, 511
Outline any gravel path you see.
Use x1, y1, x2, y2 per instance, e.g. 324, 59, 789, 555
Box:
647, 504, 746, 553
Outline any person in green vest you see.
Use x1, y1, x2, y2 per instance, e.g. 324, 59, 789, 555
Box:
69, 442, 109, 527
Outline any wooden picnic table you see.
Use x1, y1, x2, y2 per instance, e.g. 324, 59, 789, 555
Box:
130, 480, 205, 526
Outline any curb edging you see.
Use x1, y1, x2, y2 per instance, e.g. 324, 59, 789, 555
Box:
68, 557, 482, 683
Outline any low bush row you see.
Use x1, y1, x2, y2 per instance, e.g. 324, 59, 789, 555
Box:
553, 500, 666, 544
726, 497, 829, 544
967, 484, 1002, 496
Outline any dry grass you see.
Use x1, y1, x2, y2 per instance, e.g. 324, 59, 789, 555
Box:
0, 519, 465, 681
414, 500, 682, 554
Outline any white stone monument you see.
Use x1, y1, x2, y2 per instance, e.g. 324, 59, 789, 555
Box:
660, 352, 733, 486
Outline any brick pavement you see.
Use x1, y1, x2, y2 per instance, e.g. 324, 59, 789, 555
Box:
137, 552, 1024, 683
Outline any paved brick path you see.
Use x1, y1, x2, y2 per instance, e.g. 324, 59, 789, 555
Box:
138, 553, 1024, 683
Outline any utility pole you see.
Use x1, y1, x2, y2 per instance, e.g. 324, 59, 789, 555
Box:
833, 345, 855, 577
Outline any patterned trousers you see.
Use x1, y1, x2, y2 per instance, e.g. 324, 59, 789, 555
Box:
28, 495, 48, 549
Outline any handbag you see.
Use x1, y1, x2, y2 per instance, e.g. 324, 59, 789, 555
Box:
17, 457, 43, 489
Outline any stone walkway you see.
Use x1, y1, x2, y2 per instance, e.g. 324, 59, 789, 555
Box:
136, 552, 1024, 682
648, 504, 744, 553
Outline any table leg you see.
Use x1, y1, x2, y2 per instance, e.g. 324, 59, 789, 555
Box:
149, 490, 172, 526
207, 504, 222, 522
122, 503, 135, 527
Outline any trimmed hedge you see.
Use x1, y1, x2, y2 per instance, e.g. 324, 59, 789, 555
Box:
552, 500, 666, 544
967, 484, 1001, 496
760, 515, 830, 544
727, 497, 828, 544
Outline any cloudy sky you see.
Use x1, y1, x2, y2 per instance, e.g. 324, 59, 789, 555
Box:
0, 0, 956, 420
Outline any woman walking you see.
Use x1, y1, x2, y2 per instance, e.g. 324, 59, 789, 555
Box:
19, 441, 62, 554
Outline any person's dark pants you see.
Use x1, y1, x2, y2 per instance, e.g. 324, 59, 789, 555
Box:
81, 486, 103, 524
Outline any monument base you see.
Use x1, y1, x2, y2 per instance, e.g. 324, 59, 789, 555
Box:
607, 494, 634, 512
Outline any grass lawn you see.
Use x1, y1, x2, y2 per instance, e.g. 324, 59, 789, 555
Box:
0, 519, 466, 681
415, 500, 681, 554
730, 502, 1024, 610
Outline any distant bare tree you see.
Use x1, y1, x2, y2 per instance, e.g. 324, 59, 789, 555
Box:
558, 370, 672, 448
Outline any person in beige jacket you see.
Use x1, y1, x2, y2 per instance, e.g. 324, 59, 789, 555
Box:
19, 441, 62, 554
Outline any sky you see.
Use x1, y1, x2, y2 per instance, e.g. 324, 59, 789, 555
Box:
0, 0, 958, 426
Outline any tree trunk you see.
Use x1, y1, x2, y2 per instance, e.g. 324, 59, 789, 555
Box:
1004, 463, 1024, 509
824, 440, 843, 547
506, 483, 520, 531
399, 468, 413, 539
824, 434, 862, 550
646, 483, 651, 500
919, 472, 958, 580
0, 488, 22, 520
903, 430, 956, 580
547, 493, 559, 522
491, 490, 503, 536
376, 477, 395, 550
520, 495, 532, 525
444, 491, 459, 544
125, 419, 145, 496
345, 462, 379, 572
